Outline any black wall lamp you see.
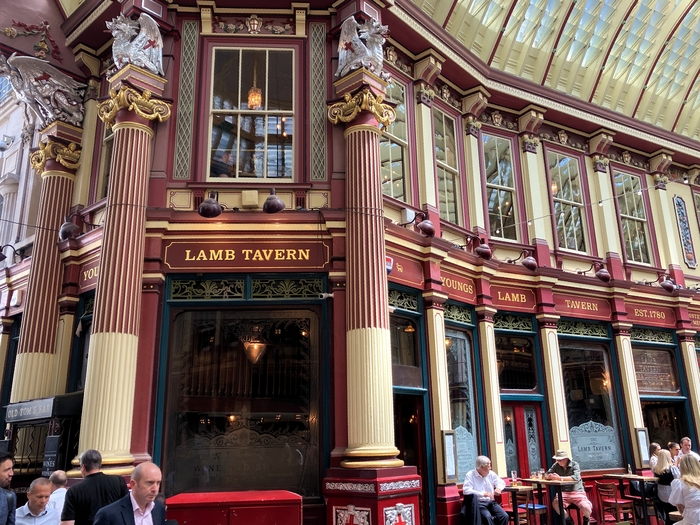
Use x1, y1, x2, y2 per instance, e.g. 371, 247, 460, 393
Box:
58, 212, 101, 242
577, 262, 611, 283
504, 249, 538, 271
454, 232, 493, 260
0, 244, 20, 263
198, 189, 286, 218
637, 274, 680, 293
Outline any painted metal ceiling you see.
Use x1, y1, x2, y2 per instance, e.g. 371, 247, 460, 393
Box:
411, 0, 700, 140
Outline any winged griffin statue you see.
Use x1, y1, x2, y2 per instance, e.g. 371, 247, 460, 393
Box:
106, 13, 164, 76
0, 53, 86, 128
336, 16, 390, 80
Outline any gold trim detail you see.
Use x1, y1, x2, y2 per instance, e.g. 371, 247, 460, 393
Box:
327, 88, 396, 130
29, 139, 81, 174
341, 458, 405, 468
98, 85, 172, 129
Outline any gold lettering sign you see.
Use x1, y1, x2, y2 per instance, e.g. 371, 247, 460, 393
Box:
440, 273, 476, 303
491, 286, 536, 311
164, 241, 329, 270
553, 293, 610, 320
633, 348, 679, 393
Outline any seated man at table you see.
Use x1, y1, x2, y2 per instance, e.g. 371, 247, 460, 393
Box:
463, 456, 508, 525
546, 450, 593, 525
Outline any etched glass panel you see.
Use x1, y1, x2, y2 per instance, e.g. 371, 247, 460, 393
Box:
524, 407, 542, 472
163, 309, 319, 496
560, 343, 623, 469
447, 329, 477, 482
503, 407, 518, 475
632, 348, 680, 394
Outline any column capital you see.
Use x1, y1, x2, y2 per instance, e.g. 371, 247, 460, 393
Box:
98, 84, 172, 129
328, 87, 396, 130
30, 137, 81, 175
422, 290, 448, 310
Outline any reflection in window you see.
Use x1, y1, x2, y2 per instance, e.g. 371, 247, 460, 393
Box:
390, 316, 418, 367
496, 336, 537, 390
548, 151, 586, 252
434, 109, 459, 224
614, 172, 650, 264
446, 329, 477, 482
483, 134, 517, 240
560, 343, 623, 469
163, 309, 319, 496
209, 49, 293, 180
381, 81, 407, 201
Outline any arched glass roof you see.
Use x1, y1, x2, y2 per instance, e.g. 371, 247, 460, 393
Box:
414, 0, 700, 140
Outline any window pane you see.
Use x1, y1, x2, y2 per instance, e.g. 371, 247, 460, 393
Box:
483, 134, 517, 240
210, 49, 293, 180
549, 151, 587, 252
446, 329, 478, 483
560, 343, 624, 470
633, 348, 680, 394
390, 316, 418, 366
438, 167, 458, 223
496, 336, 537, 390
614, 172, 650, 263
163, 310, 319, 496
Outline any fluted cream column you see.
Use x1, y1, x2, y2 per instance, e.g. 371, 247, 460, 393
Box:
612, 323, 646, 466
0, 177, 18, 246
10, 136, 81, 402
328, 71, 401, 468
424, 291, 453, 483
476, 306, 507, 475
78, 77, 170, 466
678, 332, 700, 446
538, 315, 571, 456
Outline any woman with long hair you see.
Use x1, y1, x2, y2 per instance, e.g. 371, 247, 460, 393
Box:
669, 455, 700, 524
654, 449, 679, 525
649, 442, 661, 469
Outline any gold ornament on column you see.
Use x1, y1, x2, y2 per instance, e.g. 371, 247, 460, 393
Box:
98, 85, 172, 128
327, 88, 396, 129
29, 139, 81, 174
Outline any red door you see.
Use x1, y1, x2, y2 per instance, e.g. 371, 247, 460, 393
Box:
502, 403, 546, 479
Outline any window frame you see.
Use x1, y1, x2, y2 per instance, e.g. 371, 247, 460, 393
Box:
200, 39, 303, 184
609, 163, 659, 268
380, 70, 413, 203
479, 128, 527, 242
432, 103, 462, 225
543, 143, 596, 255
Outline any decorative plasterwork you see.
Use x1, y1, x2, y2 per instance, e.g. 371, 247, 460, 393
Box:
29, 139, 81, 174
334, 505, 371, 525
388, 289, 419, 311
674, 195, 697, 269
416, 82, 436, 106
98, 85, 171, 128
493, 313, 533, 332
557, 320, 608, 338
325, 481, 375, 492
383, 503, 414, 525
212, 15, 295, 35
107, 14, 164, 77
444, 303, 473, 324
309, 23, 327, 181
385, 46, 412, 76
630, 327, 674, 344
3, 19, 62, 62
173, 21, 199, 180
327, 88, 396, 129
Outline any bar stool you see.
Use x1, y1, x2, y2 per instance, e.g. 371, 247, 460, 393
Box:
595, 481, 638, 525
566, 503, 584, 525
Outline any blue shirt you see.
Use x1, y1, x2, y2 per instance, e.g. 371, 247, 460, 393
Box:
15, 504, 58, 525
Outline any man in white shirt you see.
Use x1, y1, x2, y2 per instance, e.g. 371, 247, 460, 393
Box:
462, 456, 508, 525
15, 478, 58, 525
48, 471, 67, 517
677, 437, 700, 462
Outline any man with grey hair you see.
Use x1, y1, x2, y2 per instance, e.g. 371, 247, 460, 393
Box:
462, 456, 508, 525
60, 450, 128, 525
15, 478, 57, 525
48, 471, 67, 516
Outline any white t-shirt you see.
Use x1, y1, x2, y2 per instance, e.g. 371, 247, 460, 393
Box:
47, 487, 66, 516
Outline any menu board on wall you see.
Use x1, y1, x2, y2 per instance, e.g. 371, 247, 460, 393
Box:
633, 348, 679, 393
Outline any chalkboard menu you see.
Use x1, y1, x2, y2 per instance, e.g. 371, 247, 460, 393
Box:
42, 436, 60, 477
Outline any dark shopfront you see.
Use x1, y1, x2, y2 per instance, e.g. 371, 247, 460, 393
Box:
155, 274, 329, 521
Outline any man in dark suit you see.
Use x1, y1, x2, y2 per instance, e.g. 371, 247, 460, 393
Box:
94, 463, 165, 525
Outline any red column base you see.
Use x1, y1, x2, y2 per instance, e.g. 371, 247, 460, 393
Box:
436, 484, 462, 525
324, 466, 422, 525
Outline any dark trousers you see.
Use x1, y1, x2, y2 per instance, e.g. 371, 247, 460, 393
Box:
477, 500, 508, 525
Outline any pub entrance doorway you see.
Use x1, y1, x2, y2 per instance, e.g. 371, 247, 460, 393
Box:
502, 403, 546, 478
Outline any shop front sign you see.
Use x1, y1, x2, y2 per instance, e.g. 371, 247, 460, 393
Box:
440, 271, 476, 304
491, 285, 536, 311
627, 303, 676, 328
553, 293, 611, 320
386, 252, 424, 288
164, 240, 330, 270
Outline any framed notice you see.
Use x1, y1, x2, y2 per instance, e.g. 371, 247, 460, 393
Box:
442, 430, 458, 483
637, 427, 650, 467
